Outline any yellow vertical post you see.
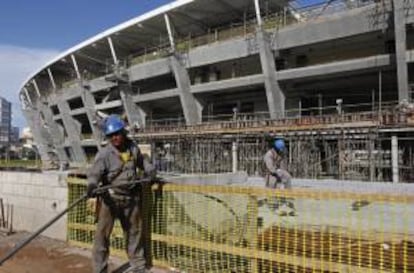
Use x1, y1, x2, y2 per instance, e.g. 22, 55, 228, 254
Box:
246, 195, 259, 273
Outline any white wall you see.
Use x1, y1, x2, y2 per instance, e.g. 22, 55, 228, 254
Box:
0, 171, 68, 240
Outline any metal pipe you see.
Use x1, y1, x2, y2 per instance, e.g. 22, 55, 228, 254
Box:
232, 141, 238, 173
0, 193, 88, 266
0, 177, 155, 266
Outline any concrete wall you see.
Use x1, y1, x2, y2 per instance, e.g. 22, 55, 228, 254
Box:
0, 171, 68, 240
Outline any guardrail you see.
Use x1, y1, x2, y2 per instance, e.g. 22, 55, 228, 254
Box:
67, 177, 414, 273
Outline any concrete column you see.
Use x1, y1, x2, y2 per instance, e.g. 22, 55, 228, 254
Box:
253, 0, 263, 26
232, 141, 238, 173
391, 135, 399, 183
120, 86, 147, 129
47, 68, 57, 91
71, 54, 81, 80
164, 13, 176, 51
170, 54, 202, 125
256, 28, 285, 119
57, 100, 87, 163
38, 101, 68, 164
318, 93, 323, 116
32, 80, 41, 98
81, 87, 103, 150
393, 0, 409, 101
23, 88, 33, 107
107, 36, 118, 65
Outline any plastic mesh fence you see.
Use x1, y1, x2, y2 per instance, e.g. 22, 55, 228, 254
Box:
67, 177, 414, 273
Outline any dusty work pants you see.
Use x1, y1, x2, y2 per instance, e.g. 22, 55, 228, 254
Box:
92, 195, 146, 273
265, 169, 293, 210
265, 169, 292, 189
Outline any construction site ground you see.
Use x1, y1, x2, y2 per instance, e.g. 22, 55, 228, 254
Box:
0, 232, 168, 273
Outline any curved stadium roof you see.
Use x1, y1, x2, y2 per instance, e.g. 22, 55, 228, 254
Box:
19, 0, 292, 100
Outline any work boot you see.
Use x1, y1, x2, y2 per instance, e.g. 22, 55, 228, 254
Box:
267, 202, 279, 212
276, 203, 296, 217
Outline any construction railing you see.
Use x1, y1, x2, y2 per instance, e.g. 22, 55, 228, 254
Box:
0, 159, 42, 170
67, 177, 414, 273
137, 109, 409, 136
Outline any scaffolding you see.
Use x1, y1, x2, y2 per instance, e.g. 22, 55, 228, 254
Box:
135, 107, 414, 182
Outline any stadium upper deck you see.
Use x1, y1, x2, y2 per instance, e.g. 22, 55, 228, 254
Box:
18, 0, 414, 167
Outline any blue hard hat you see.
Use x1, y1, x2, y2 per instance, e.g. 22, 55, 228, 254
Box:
104, 115, 125, 136
273, 138, 285, 152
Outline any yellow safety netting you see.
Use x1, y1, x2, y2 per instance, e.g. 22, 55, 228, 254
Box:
67, 177, 414, 273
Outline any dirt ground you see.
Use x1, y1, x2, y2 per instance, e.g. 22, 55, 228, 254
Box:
0, 232, 159, 273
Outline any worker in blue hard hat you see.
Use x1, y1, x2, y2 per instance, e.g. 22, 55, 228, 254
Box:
263, 137, 296, 216
87, 114, 155, 273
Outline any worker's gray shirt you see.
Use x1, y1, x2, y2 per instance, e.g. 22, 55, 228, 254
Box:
87, 139, 154, 196
263, 149, 291, 188
263, 149, 287, 174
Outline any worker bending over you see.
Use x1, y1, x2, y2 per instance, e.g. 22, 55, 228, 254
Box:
263, 137, 296, 216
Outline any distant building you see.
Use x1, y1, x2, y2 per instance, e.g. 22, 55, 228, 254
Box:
0, 96, 12, 148
11, 126, 19, 144
21, 127, 34, 146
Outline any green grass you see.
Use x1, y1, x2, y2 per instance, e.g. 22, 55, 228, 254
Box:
0, 159, 42, 169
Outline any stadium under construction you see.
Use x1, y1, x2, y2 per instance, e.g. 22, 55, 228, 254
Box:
19, 0, 414, 182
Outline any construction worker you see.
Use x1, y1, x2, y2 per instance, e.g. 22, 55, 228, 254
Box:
263, 137, 296, 216
86, 114, 155, 273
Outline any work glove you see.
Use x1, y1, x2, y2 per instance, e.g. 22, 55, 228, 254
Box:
271, 171, 282, 182
86, 183, 98, 198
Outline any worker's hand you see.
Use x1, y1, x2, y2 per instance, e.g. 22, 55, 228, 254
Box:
86, 183, 98, 198
271, 171, 281, 182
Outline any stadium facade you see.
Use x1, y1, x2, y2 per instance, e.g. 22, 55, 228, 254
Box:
19, 0, 414, 181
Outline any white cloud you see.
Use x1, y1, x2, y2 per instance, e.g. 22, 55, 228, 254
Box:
0, 45, 60, 130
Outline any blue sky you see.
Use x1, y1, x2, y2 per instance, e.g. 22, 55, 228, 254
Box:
0, 0, 173, 131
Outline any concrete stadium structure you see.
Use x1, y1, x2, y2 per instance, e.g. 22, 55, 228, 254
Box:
19, 0, 414, 181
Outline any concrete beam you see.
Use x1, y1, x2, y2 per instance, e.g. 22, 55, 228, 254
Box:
256, 28, 285, 118
187, 37, 258, 68
272, 3, 390, 50
48, 85, 83, 105
120, 85, 147, 129
128, 58, 172, 82
57, 100, 87, 163
133, 89, 179, 103
277, 54, 392, 81
185, 4, 391, 69
170, 54, 202, 125
88, 77, 118, 93
191, 74, 264, 94
393, 0, 409, 101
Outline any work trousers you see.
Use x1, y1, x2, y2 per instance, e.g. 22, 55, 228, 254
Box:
266, 169, 292, 189
265, 169, 293, 210
92, 195, 146, 273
